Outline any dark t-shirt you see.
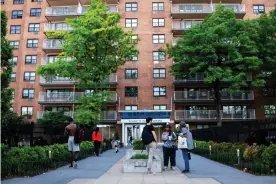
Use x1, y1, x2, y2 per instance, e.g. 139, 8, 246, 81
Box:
145, 124, 155, 136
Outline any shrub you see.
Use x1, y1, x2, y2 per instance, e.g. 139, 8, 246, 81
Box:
261, 144, 276, 169
131, 154, 148, 159
243, 146, 257, 161
132, 139, 144, 150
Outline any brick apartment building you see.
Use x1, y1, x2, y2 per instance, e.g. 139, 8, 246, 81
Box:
2, 0, 276, 145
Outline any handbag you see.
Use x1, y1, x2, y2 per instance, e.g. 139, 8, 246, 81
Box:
178, 136, 188, 149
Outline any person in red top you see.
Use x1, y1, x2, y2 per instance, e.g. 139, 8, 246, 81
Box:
92, 127, 102, 156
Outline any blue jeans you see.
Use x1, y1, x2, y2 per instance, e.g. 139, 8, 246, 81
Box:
181, 149, 190, 171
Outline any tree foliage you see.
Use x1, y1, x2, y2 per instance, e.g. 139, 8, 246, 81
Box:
1, 11, 20, 126
37, 111, 72, 125
167, 5, 265, 126
37, 0, 137, 125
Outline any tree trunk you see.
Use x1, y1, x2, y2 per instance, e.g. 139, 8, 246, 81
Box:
214, 79, 222, 127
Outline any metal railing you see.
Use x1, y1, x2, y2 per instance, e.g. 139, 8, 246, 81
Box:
175, 109, 256, 120
174, 91, 254, 101
40, 77, 74, 85
38, 92, 83, 103
43, 39, 63, 50
37, 111, 75, 119
44, 23, 73, 32
171, 4, 245, 14
80, 5, 119, 15
107, 92, 117, 101
103, 73, 117, 83
172, 20, 202, 30
41, 56, 72, 65
45, 7, 78, 16
100, 111, 117, 120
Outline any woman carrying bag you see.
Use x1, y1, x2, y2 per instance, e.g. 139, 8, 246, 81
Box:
161, 125, 177, 170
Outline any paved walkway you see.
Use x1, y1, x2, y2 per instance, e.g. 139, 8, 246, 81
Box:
176, 151, 276, 184
2, 148, 127, 184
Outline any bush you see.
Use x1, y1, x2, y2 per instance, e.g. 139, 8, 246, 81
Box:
1, 141, 94, 179
132, 139, 144, 150
261, 144, 276, 169
131, 154, 148, 159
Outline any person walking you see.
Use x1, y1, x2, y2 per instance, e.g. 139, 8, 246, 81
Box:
114, 139, 120, 153
162, 125, 177, 170
141, 117, 157, 174
179, 121, 194, 173
92, 127, 102, 157
64, 118, 79, 168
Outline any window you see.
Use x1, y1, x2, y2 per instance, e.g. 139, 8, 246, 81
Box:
28, 23, 40, 32
10, 25, 21, 34
125, 18, 137, 28
131, 35, 138, 44
24, 72, 36, 81
32, 0, 43, 2
153, 87, 166, 97
153, 51, 165, 61
153, 34, 165, 44
84, 89, 94, 95
22, 89, 34, 99
152, 2, 164, 11
196, 125, 209, 129
264, 105, 276, 117
13, 0, 24, 4
12, 10, 23, 19
153, 105, 166, 110
153, 68, 166, 78
125, 87, 138, 97
10, 40, 19, 49
30, 8, 41, 17
262, 88, 275, 97
262, 71, 273, 79
152, 18, 165, 27
45, 106, 70, 112
127, 55, 138, 61
25, 55, 37, 64
253, 5, 265, 15
27, 39, 38, 48
126, 2, 137, 12
125, 69, 138, 79
9, 56, 18, 66
11, 73, 16, 82
1, 0, 4, 4
125, 105, 138, 110
21, 106, 33, 116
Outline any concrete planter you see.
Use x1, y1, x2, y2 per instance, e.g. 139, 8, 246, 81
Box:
123, 149, 163, 173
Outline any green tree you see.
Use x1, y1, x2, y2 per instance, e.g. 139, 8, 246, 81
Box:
1, 11, 20, 126
37, 111, 72, 125
167, 5, 265, 126
37, 0, 138, 125
256, 9, 276, 78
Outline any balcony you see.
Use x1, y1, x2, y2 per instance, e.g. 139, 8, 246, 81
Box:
80, 5, 119, 14
172, 20, 202, 35
171, 0, 243, 3
99, 111, 117, 121
80, 0, 119, 5
45, 6, 78, 21
103, 73, 118, 84
41, 56, 72, 65
106, 92, 118, 103
175, 109, 256, 121
174, 91, 254, 103
43, 39, 63, 53
46, 0, 79, 6
44, 23, 73, 32
37, 111, 75, 119
38, 92, 83, 104
40, 76, 75, 86
171, 4, 245, 19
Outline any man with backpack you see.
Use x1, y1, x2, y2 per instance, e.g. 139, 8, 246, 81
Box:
73, 124, 85, 167
141, 117, 158, 174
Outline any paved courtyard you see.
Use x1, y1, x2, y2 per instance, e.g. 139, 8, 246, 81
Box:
2, 148, 276, 184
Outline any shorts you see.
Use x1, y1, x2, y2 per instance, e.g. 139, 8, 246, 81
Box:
68, 136, 80, 152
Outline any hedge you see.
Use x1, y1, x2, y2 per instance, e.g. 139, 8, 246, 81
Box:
193, 141, 276, 175
1, 141, 94, 179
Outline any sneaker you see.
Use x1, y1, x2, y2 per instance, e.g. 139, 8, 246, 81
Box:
182, 170, 190, 173
73, 161, 77, 169
164, 166, 168, 170
171, 166, 176, 170
69, 164, 73, 168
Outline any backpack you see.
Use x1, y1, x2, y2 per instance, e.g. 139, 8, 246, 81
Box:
141, 126, 154, 145
74, 128, 84, 144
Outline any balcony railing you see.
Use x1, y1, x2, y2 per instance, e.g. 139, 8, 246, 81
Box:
100, 111, 117, 120
103, 73, 117, 83
41, 56, 72, 65
80, 5, 119, 15
38, 92, 83, 103
218, 4, 245, 13
43, 39, 63, 50
107, 92, 117, 102
45, 7, 78, 16
175, 109, 256, 120
44, 23, 73, 32
174, 91, 254, 101
40, 77, 74, 85
37, 111, 75, 119
172, 20, 202, 30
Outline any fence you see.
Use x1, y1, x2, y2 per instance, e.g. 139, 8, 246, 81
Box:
191, 119, 276, 144
193, 148, 276, 175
